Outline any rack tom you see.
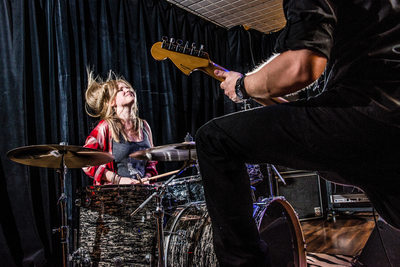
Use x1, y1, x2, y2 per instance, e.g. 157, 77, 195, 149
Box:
163, 175, 205, 209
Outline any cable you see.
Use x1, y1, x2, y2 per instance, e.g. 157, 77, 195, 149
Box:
372, 208, 393, 267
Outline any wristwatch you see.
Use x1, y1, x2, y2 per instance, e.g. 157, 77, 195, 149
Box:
235, 75, 250, 100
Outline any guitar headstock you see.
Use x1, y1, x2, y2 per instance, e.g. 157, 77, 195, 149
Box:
151, 37, 211, 76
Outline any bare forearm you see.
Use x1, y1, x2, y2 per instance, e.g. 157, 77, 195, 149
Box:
245, 50, 327, 101
101, 169, 120, 183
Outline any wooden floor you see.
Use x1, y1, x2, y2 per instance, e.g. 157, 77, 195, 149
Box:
301, 212, 376, 256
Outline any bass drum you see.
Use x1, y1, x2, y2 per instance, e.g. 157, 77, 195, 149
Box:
164, 198, 306, 267
164, 203, 218, 267
254, 197, 307, 267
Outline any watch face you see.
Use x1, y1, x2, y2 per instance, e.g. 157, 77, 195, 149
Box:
235, 84, 244, 100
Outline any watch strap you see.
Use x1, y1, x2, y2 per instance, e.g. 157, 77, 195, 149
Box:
235, 75, 250, 100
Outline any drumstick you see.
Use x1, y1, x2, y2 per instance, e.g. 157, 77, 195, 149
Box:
142, 169, 181, 183
135, 173, 144, 184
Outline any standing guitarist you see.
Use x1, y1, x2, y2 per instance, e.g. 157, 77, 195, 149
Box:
196, 0, 400, 266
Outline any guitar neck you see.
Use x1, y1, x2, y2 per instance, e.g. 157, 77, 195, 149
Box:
198, 62, 228, 82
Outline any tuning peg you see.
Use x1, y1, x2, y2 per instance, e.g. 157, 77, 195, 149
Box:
161, 36, 169, 48
168, 38, 175, 50
190, 42, 196, 55
198, 44, 204, 56
182, 41, 190, 54
176, 39, 183, 52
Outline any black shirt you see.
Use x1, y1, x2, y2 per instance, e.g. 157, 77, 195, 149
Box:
275, 0, 400, 127
112, 129, 151, 178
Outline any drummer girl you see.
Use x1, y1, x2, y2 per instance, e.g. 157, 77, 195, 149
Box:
82, 70, 157, 185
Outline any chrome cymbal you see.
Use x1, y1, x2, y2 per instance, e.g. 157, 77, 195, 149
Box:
130, 141, 196, 161
7, 144, 114, 168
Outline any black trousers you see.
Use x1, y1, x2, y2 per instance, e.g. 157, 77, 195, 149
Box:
196, 91, 400, 266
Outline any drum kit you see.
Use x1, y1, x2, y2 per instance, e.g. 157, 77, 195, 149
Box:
7, 141, 307, 267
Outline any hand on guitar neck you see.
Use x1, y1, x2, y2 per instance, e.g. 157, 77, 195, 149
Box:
150, 38, 287, 106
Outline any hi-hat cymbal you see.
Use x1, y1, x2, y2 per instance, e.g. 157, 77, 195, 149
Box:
130, 141, 196, 161
7, 144, 114, 169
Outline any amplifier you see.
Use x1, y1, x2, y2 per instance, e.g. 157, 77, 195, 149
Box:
275, 168, 324, 221
326, 182, 371, 212
331, 193, 370, 204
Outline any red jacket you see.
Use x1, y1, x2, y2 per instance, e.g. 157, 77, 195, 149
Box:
83, 120, 157, 185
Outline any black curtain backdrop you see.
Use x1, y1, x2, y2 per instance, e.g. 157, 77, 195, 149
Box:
0, 0, 279, 265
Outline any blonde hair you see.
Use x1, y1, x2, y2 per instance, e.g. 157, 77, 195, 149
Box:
85, 69, 142, 142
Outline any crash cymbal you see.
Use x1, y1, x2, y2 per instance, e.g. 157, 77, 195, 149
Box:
7, 144, 114, 168
130, 141, 197, 161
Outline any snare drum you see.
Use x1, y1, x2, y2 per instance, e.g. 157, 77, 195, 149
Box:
76, 185, 158, 266
163, 175, 205, 209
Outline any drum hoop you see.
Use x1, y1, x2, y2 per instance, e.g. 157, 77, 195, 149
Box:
164, 202, 209, 265
163, 205, 191, 260
84, 184, 156, 192
167, 175, 202, 186
258, 197, 307, 267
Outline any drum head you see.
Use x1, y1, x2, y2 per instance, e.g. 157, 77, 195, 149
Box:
256, 198, 307, 267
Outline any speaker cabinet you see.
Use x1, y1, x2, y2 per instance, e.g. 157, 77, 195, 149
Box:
275, 169, 324, 220
354, 218, 400, 266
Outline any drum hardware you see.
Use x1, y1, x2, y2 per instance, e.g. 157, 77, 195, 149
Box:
7, 143, 113, 267
270, 164, 286, 185
250, 185, 257, 202
163, 230, 187, 237
265, 164, 286, 198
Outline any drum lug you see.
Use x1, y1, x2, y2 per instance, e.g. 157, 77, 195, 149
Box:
145, 253, 153, 264
164, 230, 187, 238
112, 256, 124, 266
70, 247, 91, 266
75, 198, 81, 207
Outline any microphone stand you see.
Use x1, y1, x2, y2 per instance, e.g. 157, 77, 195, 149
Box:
130, 159, 196, 267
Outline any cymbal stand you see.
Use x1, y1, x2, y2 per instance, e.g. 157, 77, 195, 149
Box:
270, 164, 286, 185
130, 159, 195, 267
265, 164, 286, 197
53, 152, 70, 267
266, 164, 275, 197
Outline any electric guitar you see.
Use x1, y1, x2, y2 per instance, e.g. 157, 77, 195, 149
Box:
150, 37, 287, 105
